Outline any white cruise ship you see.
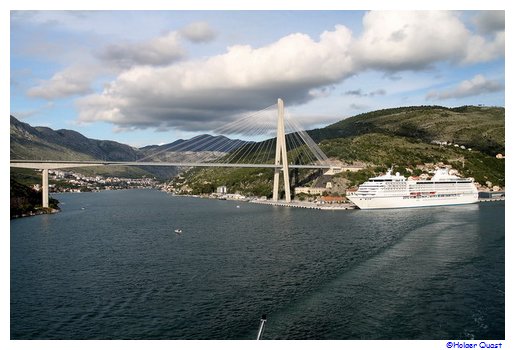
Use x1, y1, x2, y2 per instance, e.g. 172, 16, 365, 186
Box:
347, 168, 479, 209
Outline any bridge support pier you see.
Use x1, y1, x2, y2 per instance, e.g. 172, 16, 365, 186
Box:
272, 98, 291, 203
42, 168, 49, 208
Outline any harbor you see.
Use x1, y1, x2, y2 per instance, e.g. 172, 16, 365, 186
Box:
250, 197, 504, 210
478, 197, 505, 202
250, 199, 356, 210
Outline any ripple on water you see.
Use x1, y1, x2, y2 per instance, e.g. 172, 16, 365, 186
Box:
10, 191, 504, 339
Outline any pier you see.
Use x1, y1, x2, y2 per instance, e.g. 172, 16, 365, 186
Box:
478, 197, 505, 203
250, 200, 356, 210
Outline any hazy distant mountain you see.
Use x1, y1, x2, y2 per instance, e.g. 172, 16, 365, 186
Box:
141, 134, 250, 154
10, 116, 143, 161
10, 116, 246, 179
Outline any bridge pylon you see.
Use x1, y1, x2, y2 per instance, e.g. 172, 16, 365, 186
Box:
272, 98, 291, 202
42, 168, 49, 208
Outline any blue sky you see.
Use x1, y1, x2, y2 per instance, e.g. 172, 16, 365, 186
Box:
9, 9, 505, 147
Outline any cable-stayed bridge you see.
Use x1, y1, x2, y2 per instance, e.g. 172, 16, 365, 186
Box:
11, 99, 342, 207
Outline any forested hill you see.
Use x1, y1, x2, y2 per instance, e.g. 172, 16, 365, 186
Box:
308, 105, 504, 156
10, 105, 505, 197
178, 105, 505, 197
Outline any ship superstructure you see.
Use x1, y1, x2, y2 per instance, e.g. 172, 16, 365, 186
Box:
347, 168, 478, 209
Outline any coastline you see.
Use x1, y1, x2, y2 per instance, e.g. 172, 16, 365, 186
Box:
164, 191, 504, 210
249, 199, 357, 210
10, 207, 61, 220
163, 191, 357, 210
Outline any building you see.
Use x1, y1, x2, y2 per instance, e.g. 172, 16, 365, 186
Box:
216, 186, 227, 195
225, 193, 246, 200
294, 187, 326, 196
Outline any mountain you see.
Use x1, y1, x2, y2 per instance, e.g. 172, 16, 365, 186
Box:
10, 116, 246, 179
10, 116, 143, 161
141, 134, 249, 153
10, 104, 505, 195
176, 105, 505, 197
308, 105, 505, 156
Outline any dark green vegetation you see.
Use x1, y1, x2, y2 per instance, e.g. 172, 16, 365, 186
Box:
310, 105, 504, 155
10, 178, 59, 218
187, 168, 274, 197
181, 165, 319, 197
180, 106, 504, 197
10, 105, 505, 199
322, 133, 504, 187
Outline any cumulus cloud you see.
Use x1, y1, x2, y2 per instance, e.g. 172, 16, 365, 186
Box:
97, 31, 184, 68
473, 11, 505, 34
426, 74, 503, 100
27, 31, 186, 100
77, 25, 355, 131
27, 65, 97, 99
179, 21, 216, 43
353, 11, 504, 70
354, 11, 466, 70
461, 31, 504, 64
42, 11, 503, 132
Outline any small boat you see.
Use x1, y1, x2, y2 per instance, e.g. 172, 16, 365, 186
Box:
236, 205, 240, 208
174, 229, 182, 234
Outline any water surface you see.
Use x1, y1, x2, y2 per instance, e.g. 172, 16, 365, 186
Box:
10, 190, 505, 339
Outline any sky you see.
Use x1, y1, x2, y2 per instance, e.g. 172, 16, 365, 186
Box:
9, 8, 506, 148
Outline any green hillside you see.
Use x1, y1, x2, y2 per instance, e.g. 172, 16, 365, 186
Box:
310, 105, 504, 156
11, 105, 505, 198
178, 105, 505, 198
321, 133, 504, 187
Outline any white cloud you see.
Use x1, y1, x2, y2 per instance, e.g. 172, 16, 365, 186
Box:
179, 21, 216, 43
473, 11, 505, 34
97, 31, 185, 68
354, 11, 469, 70
353, 11, 504, 70
26, 31, 186, 100
426, 74, 504, 100
22, 11, 504, 132
77, 25, 355, 131
27, 65, 98, 99
462, 31, 505, 64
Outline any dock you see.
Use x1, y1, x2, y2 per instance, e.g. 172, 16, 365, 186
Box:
478, 197, 505, 203
250, 200, 357, 210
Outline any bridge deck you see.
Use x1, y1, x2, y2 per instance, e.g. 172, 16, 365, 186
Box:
10, 160, 334, 169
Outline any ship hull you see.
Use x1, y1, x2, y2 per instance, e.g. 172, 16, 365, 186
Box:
348, 193, 479, 209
